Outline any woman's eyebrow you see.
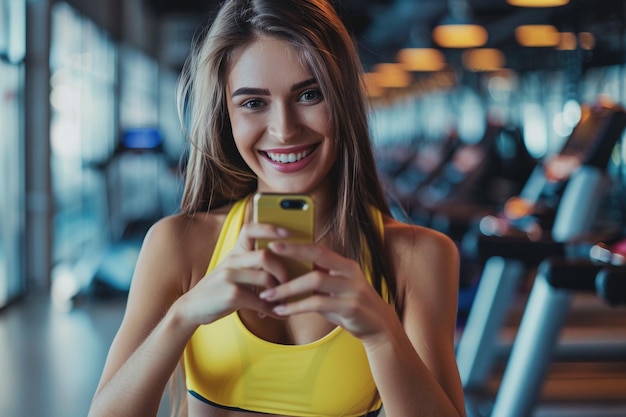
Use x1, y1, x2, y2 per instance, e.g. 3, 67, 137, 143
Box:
230, 78, 317, 98
231, 87, 270, 98
291, 78, 317, 91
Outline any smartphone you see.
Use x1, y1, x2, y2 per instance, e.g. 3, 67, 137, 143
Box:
253, 193, 315, 280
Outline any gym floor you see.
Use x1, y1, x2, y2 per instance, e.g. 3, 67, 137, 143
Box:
0, 292, 624, 417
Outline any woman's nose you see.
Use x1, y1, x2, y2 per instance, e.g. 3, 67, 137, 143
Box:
268, 104, 300, 143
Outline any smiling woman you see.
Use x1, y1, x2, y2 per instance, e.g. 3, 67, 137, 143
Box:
87, 1, 466, 417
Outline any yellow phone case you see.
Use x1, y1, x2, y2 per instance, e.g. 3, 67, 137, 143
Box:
253, 193, 314, 279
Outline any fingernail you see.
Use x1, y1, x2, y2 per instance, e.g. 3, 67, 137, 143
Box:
273, 305, 287, 315
276, 227, 289, 237
268, 241, 284, 252
259, 288, 274, 300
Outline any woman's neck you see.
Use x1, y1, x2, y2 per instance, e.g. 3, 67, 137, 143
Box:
307, 187, 335, 244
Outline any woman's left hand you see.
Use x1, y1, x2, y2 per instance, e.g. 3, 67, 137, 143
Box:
258, 241, 395, 341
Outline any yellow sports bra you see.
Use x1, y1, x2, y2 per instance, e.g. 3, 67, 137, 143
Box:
184, 197, 387, 417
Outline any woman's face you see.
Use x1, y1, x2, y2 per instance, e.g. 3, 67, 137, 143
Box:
226, 36, 336, 197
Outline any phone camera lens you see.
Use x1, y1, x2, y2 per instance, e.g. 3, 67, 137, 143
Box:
280, 199, 305, 210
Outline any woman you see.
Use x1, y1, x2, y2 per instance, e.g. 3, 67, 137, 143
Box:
88, 0, 466, 416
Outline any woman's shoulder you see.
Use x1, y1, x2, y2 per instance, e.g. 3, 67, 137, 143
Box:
382, 215, 458, 258
138, 207, 232, 288
148, 207, 230, 244
381, 215, 460, 295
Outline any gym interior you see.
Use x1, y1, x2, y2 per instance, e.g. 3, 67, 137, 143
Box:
0, 0, 625, 416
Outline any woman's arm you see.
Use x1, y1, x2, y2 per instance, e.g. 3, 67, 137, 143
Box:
88, 215, 292, 417
362, 223, 466, 417
87, 217, 199, 417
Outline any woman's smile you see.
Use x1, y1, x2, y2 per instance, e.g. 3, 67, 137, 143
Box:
260, 143, 320, 172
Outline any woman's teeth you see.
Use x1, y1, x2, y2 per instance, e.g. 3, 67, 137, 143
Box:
266, 148, 312, 164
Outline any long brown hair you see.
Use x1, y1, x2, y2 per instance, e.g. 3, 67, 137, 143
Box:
172, 1, 399, 415
177, 0, 398, 307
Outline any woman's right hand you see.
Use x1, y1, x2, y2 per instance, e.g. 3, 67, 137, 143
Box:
174, 222, 292, 327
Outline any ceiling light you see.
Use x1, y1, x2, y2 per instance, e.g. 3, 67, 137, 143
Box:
433, 24, 488, 48
557, 32, 577, 50
433, 0, 488, 48
462, 48, 505, 71
507, 0, 569, 7
397, 48, 446, 72
363, 73, 385, 97
579, 32, 595, 50
372, 63, 412, 88
515, 24, 560, 47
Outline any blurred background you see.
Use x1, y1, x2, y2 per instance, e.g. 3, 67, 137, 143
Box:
1, 0, 625, 416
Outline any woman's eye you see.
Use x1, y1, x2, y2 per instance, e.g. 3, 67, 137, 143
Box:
242, 99, 263, 109
300, 89, 322, 103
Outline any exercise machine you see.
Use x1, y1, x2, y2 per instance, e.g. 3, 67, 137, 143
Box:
455, 99, 626, 406
90, 127, 171, 296
491, 236, 626, 417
